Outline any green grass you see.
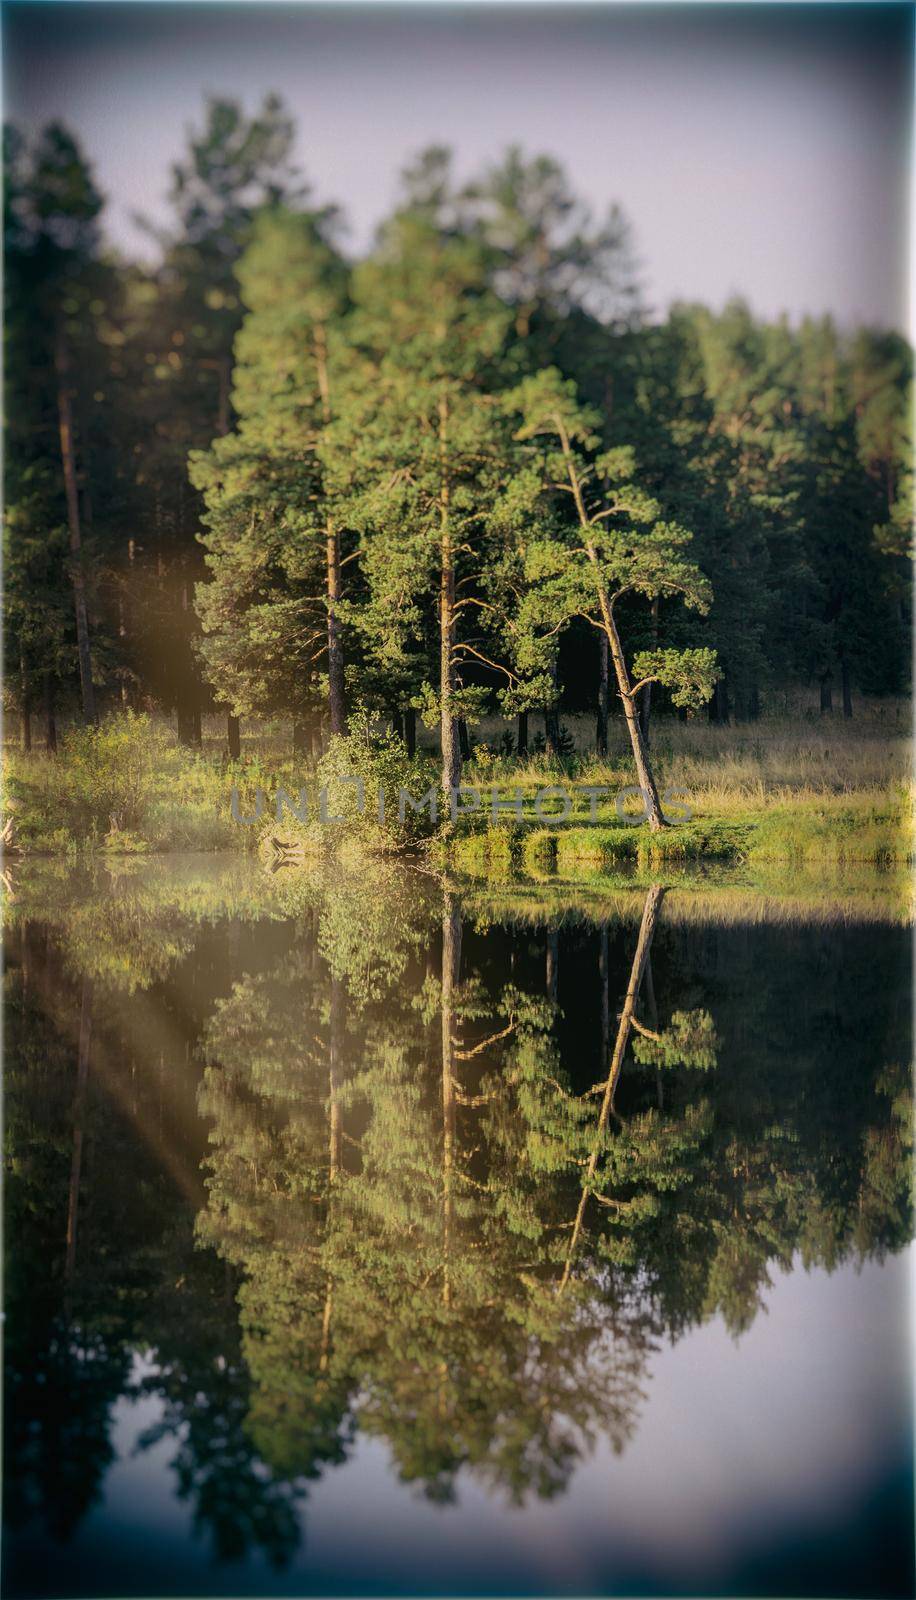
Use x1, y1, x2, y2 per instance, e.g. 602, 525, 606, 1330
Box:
462, 798, 909, 867
449, 788, 910, 873
449, 704, 912, 871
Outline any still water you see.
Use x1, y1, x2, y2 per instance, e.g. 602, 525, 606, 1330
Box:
3, 856, 913, 1599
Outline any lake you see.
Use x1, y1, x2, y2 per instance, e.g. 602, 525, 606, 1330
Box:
3, 855, 913, 1599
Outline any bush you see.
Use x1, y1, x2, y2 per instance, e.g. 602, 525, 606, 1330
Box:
318, 714, 439, 848
263, 710, 439, 856
530, 723, 576, 760
5, 712, 172, 848
57, 712, 168, 836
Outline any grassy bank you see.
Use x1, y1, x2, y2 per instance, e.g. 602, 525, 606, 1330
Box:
2, 706, 911, 866
446, 791, 911, 874
444, 708, 912, 869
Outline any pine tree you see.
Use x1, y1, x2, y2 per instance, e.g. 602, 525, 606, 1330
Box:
463, 145, 642, 341
4, 123, 107, 726
506, 368, 717, 828
135, 94, 306, 745
190, 206, 351, 744
339, 208, 516, 798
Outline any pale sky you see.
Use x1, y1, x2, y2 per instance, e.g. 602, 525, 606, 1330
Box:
3, 2, 913, 329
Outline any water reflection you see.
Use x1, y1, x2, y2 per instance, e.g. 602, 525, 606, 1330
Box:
3, 860, 913, 1597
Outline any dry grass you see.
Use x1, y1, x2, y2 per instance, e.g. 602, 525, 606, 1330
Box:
468, 703, 910, 799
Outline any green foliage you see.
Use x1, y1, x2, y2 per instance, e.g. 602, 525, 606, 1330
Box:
3, 122, 108, 711
261, 708, 439, 856
10, 712, 166, 840
190, 204, 350, 724
61, 713, 166, 830
5, 713, 263, 856
632, 1010, 719, 1071
317, 712, 439, 847
632, 647, 719, 709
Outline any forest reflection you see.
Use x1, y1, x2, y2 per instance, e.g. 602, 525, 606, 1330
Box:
3, 862, 912, 1577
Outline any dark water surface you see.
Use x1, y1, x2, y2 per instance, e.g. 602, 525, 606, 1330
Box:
3, 857, 913, 1599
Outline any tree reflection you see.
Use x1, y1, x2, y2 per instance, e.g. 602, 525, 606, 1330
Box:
195, 881, 661, 1508
3, 871, 913, 1579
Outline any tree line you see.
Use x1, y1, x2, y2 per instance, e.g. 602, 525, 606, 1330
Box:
5, 97, 912, 818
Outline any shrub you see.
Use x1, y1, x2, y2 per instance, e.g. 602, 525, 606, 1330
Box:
530, 723, 576, 760
264, 709, 439, 856
57, 712, 169, 837
320, 714, 438, 847
5, 713, 171, 847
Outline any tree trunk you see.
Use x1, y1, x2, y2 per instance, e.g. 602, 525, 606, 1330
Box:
313, 324, 346, 738
458, 718, 471, 762
178, 578, 203, 747
121, 537, 136, 710
441, 890, 462, 1308
608, 614, 666, 832
177, 705, 200, 748
517, 711, 528, 757
598, 924, 609, 1067
20, 920, 33, 1002
708, 678, 730, 725
558, 421, 665, 830
44, 675, 57, 753
819, 672, 833, 714
319, 974, 345, 1374
596, 632, 609, 756
117, 585, 129, 705
403, 707, 417, 758
227, 715, 241, 760
840, 655, 853, 719
56, 328, 96, 724
217, 356, 231, 438
748, 681, 760, 721
439, 397, 461, 799
604, 607, 665, 828
328, 976, 344, 1184
545, 660, 561, 756
19, 650, 31, 753
546, 929, 559, 1005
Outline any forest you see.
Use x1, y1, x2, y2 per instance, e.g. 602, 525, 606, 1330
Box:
4, 52, 914, 1596
3, 93, 913, 855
